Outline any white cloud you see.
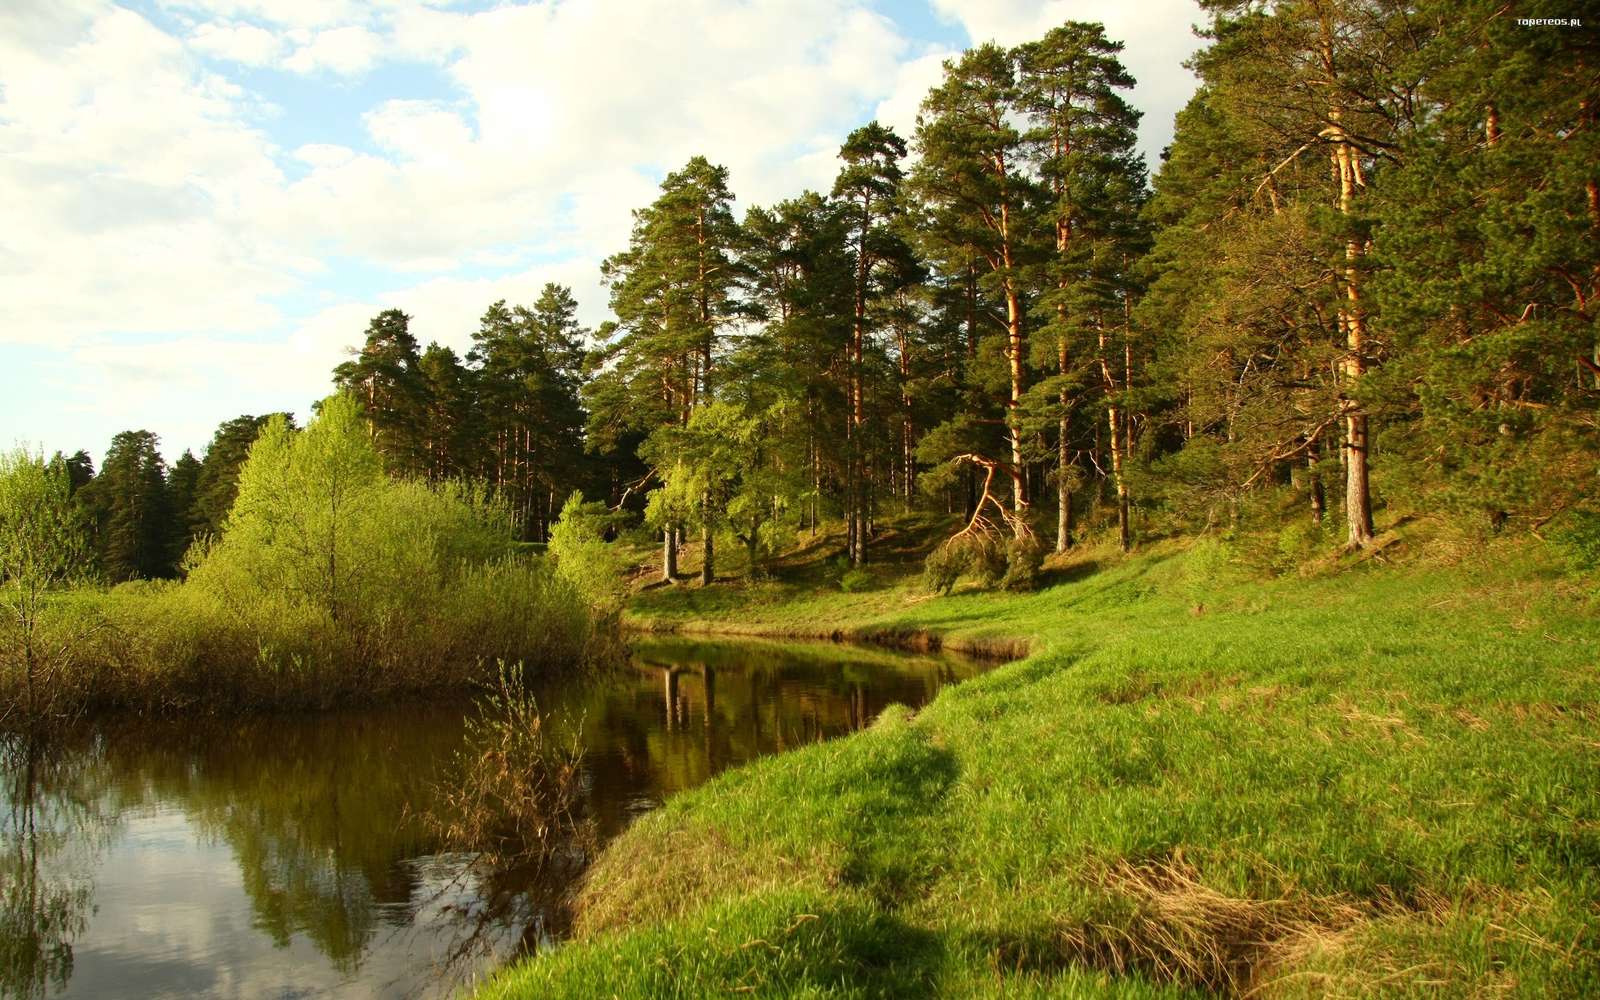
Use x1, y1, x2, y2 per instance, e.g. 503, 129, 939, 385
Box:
292, 143, 358, 168
189, 20, 283, 65
873, 49, 957, 139
281, 24, 383, 75
0, 3, 289, 345
156, 0, 379, 31
363, 99, 475, 163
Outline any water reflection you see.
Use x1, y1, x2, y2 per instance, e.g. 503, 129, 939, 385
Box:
0, 735, 119, 1000
0, 637, 986, 999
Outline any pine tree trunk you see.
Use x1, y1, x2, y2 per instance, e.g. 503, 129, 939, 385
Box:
1056, 295, 1072, 553
1108, 406, 1130, 552
1308, 440, 1326, 526
849, 195, 869, 567
1003, 273, 1025, 517
701, 520, 714, 586
900, 318, 915, 502
1098, 318, 1130, 552
1588, 179, 1600, 388
1334, 132, 1375, 548
1320, 16, 1376, 549
1057, 416, 1072, 553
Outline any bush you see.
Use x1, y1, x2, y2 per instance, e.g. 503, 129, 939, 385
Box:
1274, 518, 1329, 573
0, 449, 95, 726
923, 534, 1006, 595
838, 567, 873, 593
2, 394, 615, 723
999, 534, 1045, 592
547, 492, 629, 617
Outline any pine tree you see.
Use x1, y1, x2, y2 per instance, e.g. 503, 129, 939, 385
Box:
468, 288, 590, 540
833, 122, 915, 564
1368, 0, 1600, 529
913, 44, 1041, 530
418, 343, 475, 483
166, 449, 202, 568
80, 430, 171, 581
597, 157, 746, 582
1194, 0, 1422, 547
1016, 22, 1144, 551
741, 192, 855, 538
333, 308, 430, 478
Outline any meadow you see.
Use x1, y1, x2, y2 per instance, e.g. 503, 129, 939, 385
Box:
479, 520, 1600, 997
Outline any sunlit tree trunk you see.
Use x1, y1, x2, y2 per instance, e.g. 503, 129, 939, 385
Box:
1321, 15, 1375, 548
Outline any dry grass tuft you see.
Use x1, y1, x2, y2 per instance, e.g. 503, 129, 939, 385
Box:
1050, 859, 1367, 994
1045, 861, 1566, 998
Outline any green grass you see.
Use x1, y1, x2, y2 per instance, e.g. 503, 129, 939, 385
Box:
478, 521, 1600, 997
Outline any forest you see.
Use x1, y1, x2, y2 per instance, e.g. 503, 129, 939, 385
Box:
37, 2, 1599, 597
4, 2, 1599, 998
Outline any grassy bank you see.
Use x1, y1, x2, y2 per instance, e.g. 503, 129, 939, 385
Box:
479, 523, 1600, 997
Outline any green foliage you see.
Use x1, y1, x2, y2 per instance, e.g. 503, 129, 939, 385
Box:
191, 413, 289, 541
547, 492, 628, 616
837, 567, 872, 593
999, 534, 1045, 592
922, 534, 1004, 595
642, 400, 805, 574
468, 288, 590, 538
1273, 518, 1328, 572
0, 449, 95, 723
332, 308, 430, 477
921, 528, 1042, 595
78, 429, 172, 581
0, 450, 91, 594
2, 396, 610, 722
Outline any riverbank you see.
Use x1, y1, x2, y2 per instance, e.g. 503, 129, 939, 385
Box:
0, 559, 609, 725
479, 526, 1600, 997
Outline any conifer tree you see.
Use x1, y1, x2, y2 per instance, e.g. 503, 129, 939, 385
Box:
913, 44, 1040, 530
1016, 22, 1143, 550
833, 122, 914, 564
418, 343, 474, 483
333, 308, 430, 478
80, 430, 170, 581
597, 157, 745, 582
166, 449, 201, 568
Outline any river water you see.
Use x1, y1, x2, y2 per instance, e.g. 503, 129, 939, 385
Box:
0, 636, 986, 999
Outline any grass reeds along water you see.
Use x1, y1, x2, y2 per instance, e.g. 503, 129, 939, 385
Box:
0, 397, 620, 724
477, 524, 1600, 997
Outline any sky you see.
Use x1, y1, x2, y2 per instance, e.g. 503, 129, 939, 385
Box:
1, 0, 1205, 466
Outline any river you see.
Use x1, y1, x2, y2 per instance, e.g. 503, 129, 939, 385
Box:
0, 636, 987, 999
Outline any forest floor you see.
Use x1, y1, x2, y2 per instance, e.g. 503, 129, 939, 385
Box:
479, 516, 1600, 998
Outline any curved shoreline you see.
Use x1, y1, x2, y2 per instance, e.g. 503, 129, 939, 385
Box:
624, 617, 1032, 663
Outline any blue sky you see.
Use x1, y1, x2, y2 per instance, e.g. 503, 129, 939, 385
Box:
1, 0, 1202, 466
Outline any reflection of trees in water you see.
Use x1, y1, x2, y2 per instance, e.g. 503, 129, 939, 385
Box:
0, 640, 984, 999
0, 733, 118, 1000
98, 710, 456, 975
